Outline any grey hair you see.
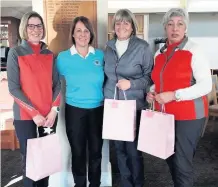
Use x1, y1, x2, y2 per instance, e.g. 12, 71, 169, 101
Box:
162, 8, 189, 30
112, 9, 138, 38
19, 11, 46, 40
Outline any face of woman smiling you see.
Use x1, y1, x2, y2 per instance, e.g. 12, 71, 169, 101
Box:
115, 20, 133, 40
165, 16, 186, 44
73, 21, 91, 48
27, 17, 43, 44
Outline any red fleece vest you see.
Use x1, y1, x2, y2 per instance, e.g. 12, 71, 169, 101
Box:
152, 43, 208, 120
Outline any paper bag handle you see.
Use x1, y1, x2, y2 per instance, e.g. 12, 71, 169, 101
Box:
149, 102, 154, 111
161, 104, 165, 113
114, 86, 127, 100
149, 102, 165, 113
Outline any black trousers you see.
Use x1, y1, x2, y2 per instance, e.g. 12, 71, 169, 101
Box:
166, 118, 205, 187
65, 104, 103, 187
14, 119, 57, 187
113, 111, 144, 187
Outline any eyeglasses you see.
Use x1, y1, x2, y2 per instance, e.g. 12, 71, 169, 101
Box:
27, 24, 43, 30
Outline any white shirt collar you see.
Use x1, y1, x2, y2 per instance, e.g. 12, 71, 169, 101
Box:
70, 45, 95, 58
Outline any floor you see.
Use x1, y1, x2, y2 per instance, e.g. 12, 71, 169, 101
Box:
1, 120, 218, 187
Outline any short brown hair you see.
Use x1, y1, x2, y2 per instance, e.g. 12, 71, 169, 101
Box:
69, 16, 95, 45
19, 11, 46, 40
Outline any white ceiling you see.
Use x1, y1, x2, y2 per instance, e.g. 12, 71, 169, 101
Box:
1, 0, 218, 19
1, 0, 32, 7
1, 7, 32, 19
108, 0, 218, 13
1, 0, 32, 19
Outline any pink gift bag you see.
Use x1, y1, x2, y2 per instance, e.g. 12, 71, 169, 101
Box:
102, 89, 136, 142
137, 109, 175, 159
26, 132, 62, 181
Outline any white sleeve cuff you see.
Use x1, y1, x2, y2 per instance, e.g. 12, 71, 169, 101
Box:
149, 84, 155, 92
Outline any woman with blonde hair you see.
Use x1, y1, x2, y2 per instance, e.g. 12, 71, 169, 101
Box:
7, 11, 61, 187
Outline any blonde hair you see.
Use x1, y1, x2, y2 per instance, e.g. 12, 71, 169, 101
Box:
19, 11, 46, 40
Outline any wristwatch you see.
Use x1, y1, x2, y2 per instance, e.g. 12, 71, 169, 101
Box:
174, 91, 181, 102
52, 106, 60, 113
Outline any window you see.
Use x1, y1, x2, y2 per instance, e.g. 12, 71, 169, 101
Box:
0, 24, 9, 47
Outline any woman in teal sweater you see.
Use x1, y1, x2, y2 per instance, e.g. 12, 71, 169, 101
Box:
56, 16, 104, 187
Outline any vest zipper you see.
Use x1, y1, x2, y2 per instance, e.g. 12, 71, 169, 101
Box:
109, 38, 132, 99
113, 50, 120, 99
159, 47, 178, 93
113, 48, 128, 100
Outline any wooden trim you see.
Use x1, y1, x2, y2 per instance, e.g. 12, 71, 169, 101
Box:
93, 1, 97, 47
43, 0, 49, 45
